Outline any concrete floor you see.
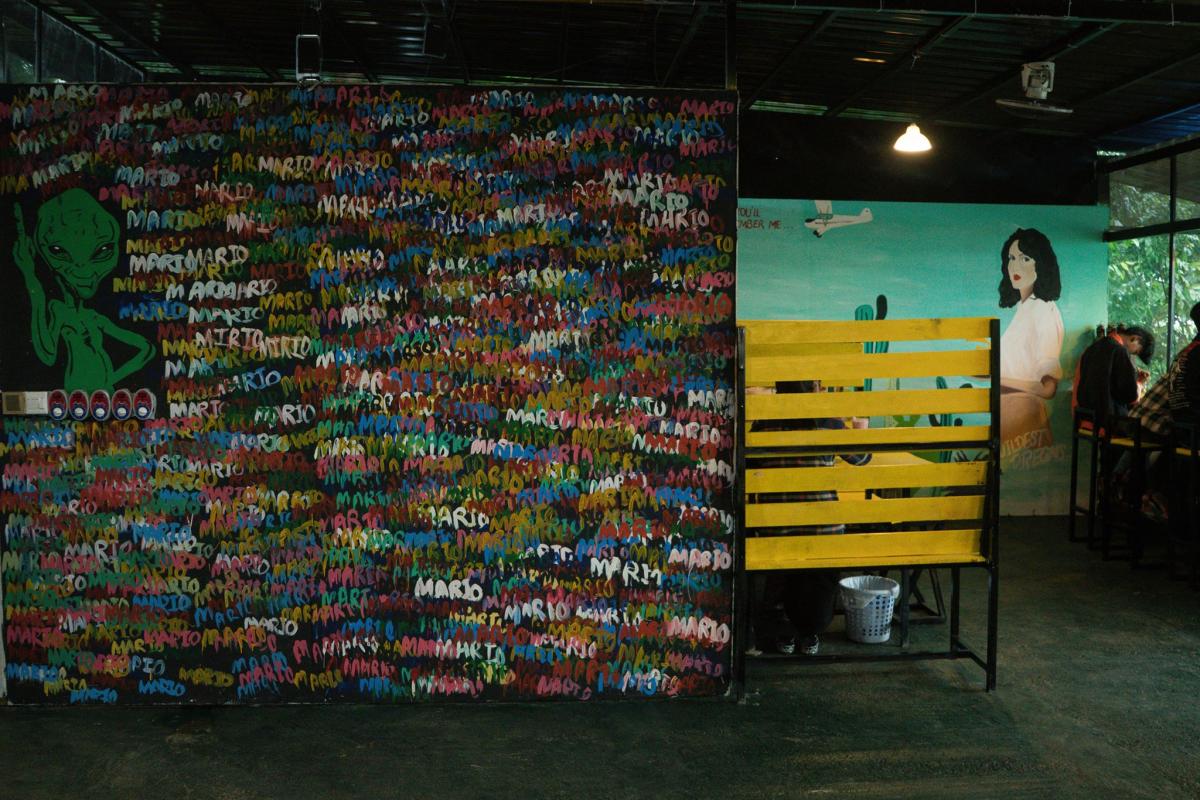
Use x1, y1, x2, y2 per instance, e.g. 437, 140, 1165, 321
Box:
3, 516, 1198, 800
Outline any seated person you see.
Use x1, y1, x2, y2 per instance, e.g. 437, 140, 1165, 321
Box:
748, 380, 870, 656
1127, 367, 1173, 517
1131, 310, 1197, 440
1134, 302, 1200, 519
1123, 312, 1200, 518
1167, 302, 1200, 425
1075, 323, 1154, 433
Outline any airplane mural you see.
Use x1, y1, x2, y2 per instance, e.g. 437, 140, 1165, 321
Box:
804, 200, 873, 237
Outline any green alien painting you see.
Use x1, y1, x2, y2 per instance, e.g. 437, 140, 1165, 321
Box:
12, 188, 154, 393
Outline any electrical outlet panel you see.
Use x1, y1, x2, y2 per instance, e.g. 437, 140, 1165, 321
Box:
2, 391, 50, 415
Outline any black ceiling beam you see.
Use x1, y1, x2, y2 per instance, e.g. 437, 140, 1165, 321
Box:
440, 0, 470, 84
1068, 44, 1200, 113
326, 5, 379, 82
193, 0, 281, 81
823, 14, 968, 118
36, 0, 198, 78
661, 1, 708, 86
740, 1, 1200, 26
724, 0, 736, 91
557, 4, 570, 83
743, 10, 837, 108
921, 21, 1119, 122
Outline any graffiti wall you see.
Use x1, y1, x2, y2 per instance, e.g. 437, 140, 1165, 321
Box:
738, 198, 1108, 516
0, 85, 737, 703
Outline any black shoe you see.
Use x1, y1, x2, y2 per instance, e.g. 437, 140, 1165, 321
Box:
775, 635, 796, 655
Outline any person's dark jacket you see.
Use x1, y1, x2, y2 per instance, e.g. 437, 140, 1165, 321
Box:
1168, 337, 1200, 423
1075, 333, 1138, 430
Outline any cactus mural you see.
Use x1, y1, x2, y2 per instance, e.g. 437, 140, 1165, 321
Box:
854, 294, 889, 391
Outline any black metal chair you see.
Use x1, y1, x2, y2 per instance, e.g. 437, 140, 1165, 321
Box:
1099, 416, 1164, 565
1068, 407, 1101, 546
1167, 420, 1200, 587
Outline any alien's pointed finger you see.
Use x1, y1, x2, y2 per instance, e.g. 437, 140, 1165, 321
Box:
12, 205, 33, 251
12, 239, 32, 273
12, 208, 34, 270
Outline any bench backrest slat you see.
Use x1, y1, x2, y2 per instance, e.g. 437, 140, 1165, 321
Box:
746, 530, 985, 571
741, 317, 992, 344
746, 460, 988, 493
746, 424, 991, 448
747, 495, 985, 528
746, 349, 990, 386
747, 387, 990, 419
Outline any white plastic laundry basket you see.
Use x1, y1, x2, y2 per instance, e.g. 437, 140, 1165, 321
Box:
839, 575, 901, 644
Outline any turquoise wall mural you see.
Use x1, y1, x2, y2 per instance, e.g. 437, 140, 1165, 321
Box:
737, 199, 1109, 516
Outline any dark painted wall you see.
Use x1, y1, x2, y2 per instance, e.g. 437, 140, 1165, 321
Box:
740, 111, 1098, 205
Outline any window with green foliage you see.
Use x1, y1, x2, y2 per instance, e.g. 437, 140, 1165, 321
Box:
1106, 148, 1200, 383
1180, 150, 1200, 222
1108, 233, 1169, 380
1176, 232, 1200, 346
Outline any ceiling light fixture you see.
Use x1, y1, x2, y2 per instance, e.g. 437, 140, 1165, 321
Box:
893, 123, 932, 153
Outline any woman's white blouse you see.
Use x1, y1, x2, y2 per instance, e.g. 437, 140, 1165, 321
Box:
1000, 297, 1064, 382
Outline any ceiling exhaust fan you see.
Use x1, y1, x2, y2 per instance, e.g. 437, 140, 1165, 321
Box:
995, 62, 1074, 117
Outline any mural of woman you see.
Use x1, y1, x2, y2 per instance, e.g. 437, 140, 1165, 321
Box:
997, 227, 1064, 450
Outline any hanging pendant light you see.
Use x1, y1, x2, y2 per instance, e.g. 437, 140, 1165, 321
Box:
893, 123, 932, 153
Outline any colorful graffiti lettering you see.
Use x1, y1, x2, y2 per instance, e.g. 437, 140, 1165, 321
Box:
0, 85, 738, 703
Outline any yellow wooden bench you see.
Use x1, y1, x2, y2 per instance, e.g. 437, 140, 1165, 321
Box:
734, 317, 1000, 695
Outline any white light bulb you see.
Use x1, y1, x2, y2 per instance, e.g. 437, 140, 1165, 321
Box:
894, 124, 932, 153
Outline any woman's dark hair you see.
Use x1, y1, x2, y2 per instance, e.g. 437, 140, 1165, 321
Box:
998, 228, 1062, 308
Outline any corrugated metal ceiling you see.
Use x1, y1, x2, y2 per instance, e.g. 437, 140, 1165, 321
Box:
26, 0, 1200, 151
